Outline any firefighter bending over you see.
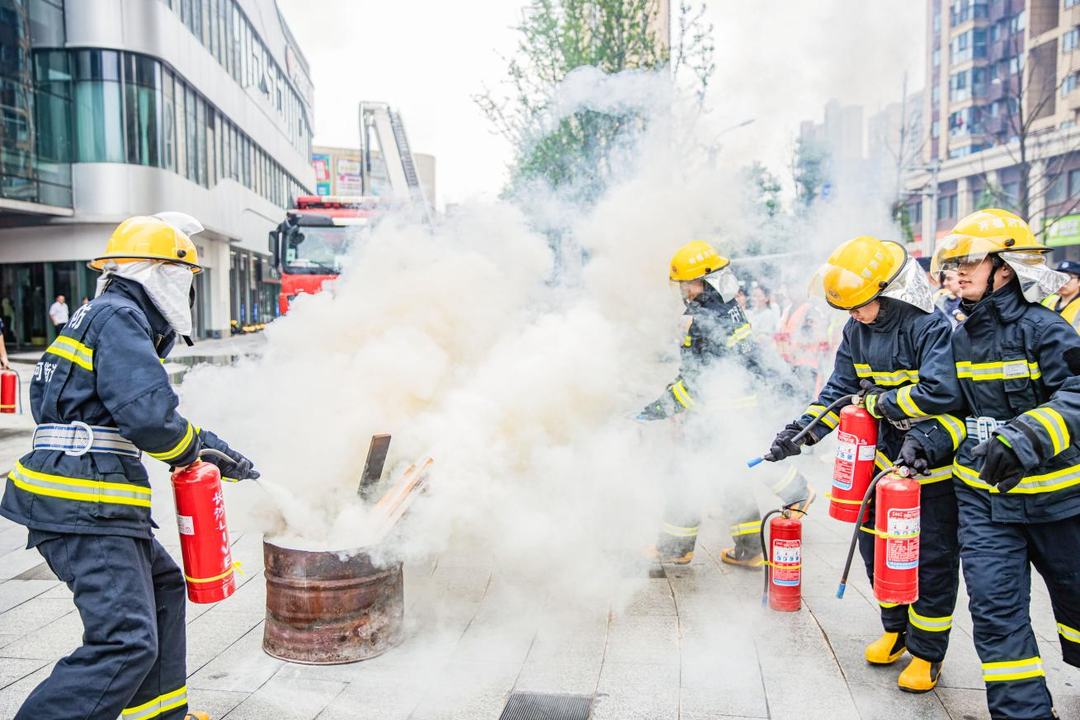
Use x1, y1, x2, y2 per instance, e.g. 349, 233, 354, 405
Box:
0, 214, 259, 720
933, 209, 1080, 720
767, 236, 965, 693
639, 240, 814, 566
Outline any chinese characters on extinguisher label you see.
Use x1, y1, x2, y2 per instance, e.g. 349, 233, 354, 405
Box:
886, 507, 920, 570
177, 514, 194, 536
833, 431, 875, 491
771, 539, 801, 587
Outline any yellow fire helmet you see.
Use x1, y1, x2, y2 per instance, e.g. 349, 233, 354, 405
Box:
930, 208, 1047, 275
669, 240, 730, 282
810, 236, 909, 310
90, 212, 204, 273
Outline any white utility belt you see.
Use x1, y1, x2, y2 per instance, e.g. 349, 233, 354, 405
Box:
965, 416, 1008, 443
32, 422, 141, 458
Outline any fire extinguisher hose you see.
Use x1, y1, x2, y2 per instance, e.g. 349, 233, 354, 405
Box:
747, 393, 856, 468
836, 466, 897, 599
758, 505, 795, 607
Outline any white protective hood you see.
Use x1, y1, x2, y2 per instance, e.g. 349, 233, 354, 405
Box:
879, 254, 936, 313
1000, 251, 1070, 303
96, 260, 194, 337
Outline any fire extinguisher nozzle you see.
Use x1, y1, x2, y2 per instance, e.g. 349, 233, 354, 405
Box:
836, 583, 847, 599
747, 456, 765, 468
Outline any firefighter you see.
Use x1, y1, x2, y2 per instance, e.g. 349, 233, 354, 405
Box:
1039, 259, 1080, 331
0, 213, 258, 720
767, 235, 965, 693
638, 240, 815, 566
932, 208, 1080, 720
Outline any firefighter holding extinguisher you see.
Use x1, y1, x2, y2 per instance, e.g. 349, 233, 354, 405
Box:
0, 214, 258, 720
766, 235, 966, 693
932, 209, 1080, 720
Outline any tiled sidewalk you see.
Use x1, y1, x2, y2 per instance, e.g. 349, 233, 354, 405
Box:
0, 424, 1075, 718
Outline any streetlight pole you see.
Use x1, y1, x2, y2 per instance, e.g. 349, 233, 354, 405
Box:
707, 118, 756, 168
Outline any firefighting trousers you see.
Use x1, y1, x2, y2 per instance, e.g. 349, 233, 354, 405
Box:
15, 534, 189, 720
656, 467, 812, 557
857, 487, 960, 663
956, 483, 1080, 720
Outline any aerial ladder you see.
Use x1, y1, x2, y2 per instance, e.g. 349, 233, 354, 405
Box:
358, 102, 430, 219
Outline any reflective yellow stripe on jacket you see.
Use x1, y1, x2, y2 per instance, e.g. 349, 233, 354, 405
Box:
954, 460, 1080, 494
895, 385, 928, 418
671, 380, 695, 409
45, 336, 94, 371
805, 404, 840, 430
1021, 407, 1070, 457
853, 364, 919, 386
933, 414, 967, 450
147, 422, 195, 462
725, 323, 752, 347
955, 359, 1041, 381
8, 461, 151, 508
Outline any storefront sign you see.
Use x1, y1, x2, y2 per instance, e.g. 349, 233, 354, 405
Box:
337, 157, 362, 195
312, 154, 331, 196
1045, 215, 1080, 247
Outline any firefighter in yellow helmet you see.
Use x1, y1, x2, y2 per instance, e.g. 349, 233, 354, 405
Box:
639, 240, 815, 566
932, 208, 1080, 720
0, 213, 254, 720
1040, 259, 1080, 331
767, 235, 966, 692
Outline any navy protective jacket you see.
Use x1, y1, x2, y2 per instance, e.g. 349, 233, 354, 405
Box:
798, 298, 966, 495
0, 276, 236, 538
952, 280, 1080, 522
646, 284, 756, 416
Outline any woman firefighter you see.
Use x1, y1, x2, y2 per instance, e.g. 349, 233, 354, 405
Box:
931, 209, 1080, 720
766, 235, 966, 693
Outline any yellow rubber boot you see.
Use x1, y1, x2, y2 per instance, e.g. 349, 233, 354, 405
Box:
898, 656, 942, 693
643, 545, 694, 565
865, 631, 906, 665
186, 713, 210, 720
720, 547, 764, 569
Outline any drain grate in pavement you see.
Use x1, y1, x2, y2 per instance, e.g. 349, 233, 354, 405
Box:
498, 692, 592, 720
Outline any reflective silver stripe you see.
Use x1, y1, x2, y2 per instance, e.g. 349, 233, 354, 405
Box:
8, 462, 152, 507
730, 521, 762, 536
981, 657, 1045, 682
1058, 623, 1080, 645
33, 424, 139, 457
660, 522, 698, 538
917, 465, 954, 486
122, 686, 188, 720
908, 607, 953, 632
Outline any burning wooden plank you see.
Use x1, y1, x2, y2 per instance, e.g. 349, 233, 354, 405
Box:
369, 456, 434, 541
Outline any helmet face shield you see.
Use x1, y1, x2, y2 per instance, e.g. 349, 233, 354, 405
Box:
153, 211, 204, 238
808, 239, 907, 310
930, 234, 1001, 275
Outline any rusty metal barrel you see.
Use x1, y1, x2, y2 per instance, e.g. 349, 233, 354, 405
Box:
262, 539, 404, 664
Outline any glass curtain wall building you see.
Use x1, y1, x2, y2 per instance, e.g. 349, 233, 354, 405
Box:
0, 0, 315, 347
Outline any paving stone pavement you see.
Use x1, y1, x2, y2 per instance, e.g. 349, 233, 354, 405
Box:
0, 415, 1076, 718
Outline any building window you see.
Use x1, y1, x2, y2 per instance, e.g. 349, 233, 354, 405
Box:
933, 11, 941, 33
1066, 29, 1080, 54
1069, 0, 1080, 8
73, 50, 124, 163
1047, 174, 1067, 205
932, 119, 941, 138
938, 194, 958, 219
950, 29, 988, 65
950, 69, 971, 102
1010, 10, 1026, 34
932, 84, 941, 105
1065, 73, 1080, 97
991, 22, 1001, 42
933, 48, 941, 68
1002, 181, 1019, 208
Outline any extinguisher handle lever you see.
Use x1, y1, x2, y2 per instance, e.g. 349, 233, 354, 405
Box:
198, 448, 235, 465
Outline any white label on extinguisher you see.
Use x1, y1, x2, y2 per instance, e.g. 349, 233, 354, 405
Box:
858, 445, 877, 461
833, 431, 859, 490
177, 514, 195, 536
771, 539, 801, 587
885, 507, 920, 570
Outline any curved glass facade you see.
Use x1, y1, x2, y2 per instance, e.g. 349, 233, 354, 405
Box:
38, 48, 307, 206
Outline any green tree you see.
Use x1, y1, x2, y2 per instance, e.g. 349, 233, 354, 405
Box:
791, 136, 830, 211
475, 0, 714, 201
742, 161, 782, 219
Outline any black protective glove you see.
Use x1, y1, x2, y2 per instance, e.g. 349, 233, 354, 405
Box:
972, 435, 1024, 492
897, 433, 930, 476
198, 429, 260, 481
767, 421, 809, 462
859, 379, 886, 419
636, 400, 669, 422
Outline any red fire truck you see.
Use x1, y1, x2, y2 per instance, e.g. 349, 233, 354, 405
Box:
268, 195, 391, 315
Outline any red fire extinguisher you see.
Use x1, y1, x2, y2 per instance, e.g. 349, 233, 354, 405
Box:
759, 506, 803, 612
1, 369, 20, 414
836, 467, 920, 606
828, 402, 879, 523
170, 450, 239, 604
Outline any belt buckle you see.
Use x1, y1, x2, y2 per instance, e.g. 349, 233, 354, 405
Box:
889, 418, 913, 431
976, 416, 997, 443
64, 421, 94, 457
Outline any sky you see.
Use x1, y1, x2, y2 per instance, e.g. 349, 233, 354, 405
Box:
276, 0, 927, 209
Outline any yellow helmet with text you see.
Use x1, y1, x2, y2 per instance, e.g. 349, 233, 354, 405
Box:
811, 236, 907, 310
669, 240, 729, 282
90, 212, 203, 273
930, 208, 1047, 274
